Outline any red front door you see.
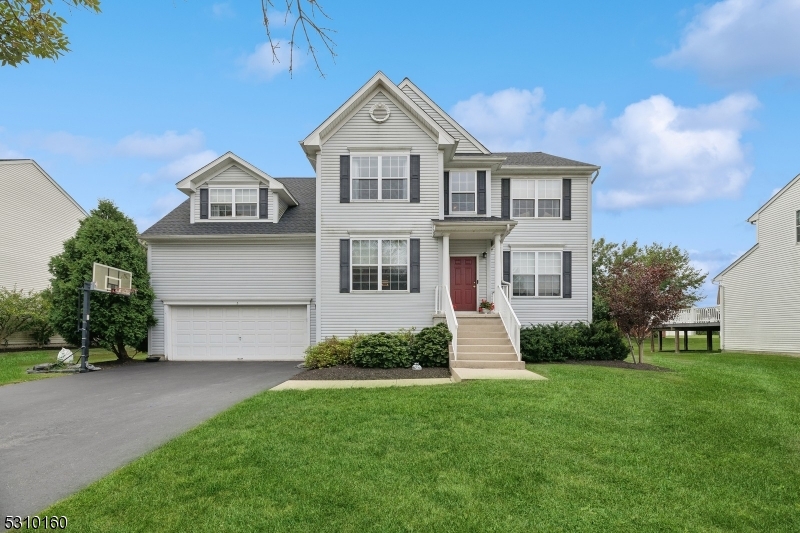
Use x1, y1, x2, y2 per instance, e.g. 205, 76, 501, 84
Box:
450, 257, 477, 311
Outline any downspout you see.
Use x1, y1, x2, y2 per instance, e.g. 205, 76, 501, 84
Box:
591, 169, 600, 184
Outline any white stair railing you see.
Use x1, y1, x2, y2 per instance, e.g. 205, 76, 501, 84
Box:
442, 286, 458, 360
494, 285, 521, 360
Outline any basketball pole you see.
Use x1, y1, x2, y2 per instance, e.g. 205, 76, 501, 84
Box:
80, 282, 91, 373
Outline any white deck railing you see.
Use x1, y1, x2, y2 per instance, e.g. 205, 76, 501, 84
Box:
665, 306, 720, 325
441, 286, 459, 360
494, 284, 521, 361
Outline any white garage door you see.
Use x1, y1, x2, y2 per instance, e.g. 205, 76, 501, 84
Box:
171, 305, 308, 361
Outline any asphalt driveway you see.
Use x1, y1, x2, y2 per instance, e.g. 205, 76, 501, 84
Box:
0, 361, 301, 517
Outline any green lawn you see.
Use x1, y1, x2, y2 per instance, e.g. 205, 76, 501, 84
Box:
0, 348, 145, 386
44, 350, 800, 532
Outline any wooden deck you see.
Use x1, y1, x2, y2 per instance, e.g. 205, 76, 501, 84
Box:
652, 307, 720, 352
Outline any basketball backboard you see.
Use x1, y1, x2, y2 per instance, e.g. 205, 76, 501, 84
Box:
92, 263, 133, 294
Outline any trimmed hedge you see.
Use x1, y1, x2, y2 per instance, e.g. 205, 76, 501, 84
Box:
352, 332, 413, 368
409, 323, 451, 367
520, 320, 628, 363
304, 335, 360, 369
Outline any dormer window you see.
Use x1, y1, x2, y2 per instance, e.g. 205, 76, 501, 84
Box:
210, 188, 259, 218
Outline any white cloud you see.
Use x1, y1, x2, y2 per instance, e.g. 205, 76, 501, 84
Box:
136, 191, 187, 232
450, 88, 760, 210
241, 40, 302, 81
139, 150, 218, 182
656, 0, 800, 84
115, 129, 205, 160
212, 2, 235, 18
688, 249, 742, 306
596, 93, 759, 209
23, 131, 102, 161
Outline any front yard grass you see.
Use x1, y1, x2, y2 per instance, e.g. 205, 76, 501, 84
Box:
44, 350, 800, 532
0, 348, 145, 386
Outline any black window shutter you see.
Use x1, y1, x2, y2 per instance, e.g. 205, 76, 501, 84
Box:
199, 188, 208, 219
340, 239, 350, 293
443, 171, 449, 215
410, 239, 420, 293
340, 155, 350, 203
562, 178, 571, 220
477, 171, 486, 215
410, 155, 420, 203
503, 250, 511, 283
259, 188, 269, 219
501, 179, 510, 219
563, 250, 572, 298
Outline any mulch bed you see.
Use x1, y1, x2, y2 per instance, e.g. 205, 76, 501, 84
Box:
565, 360, 672, 372
292, 365, 451, 380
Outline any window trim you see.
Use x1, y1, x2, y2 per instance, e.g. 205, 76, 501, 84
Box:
208, 187, 260, 219
449, 170, 478, 215
511, 179, 562, 219
350, 237, 410, 293
510, 249, 564, 298
349, 153, 410, 202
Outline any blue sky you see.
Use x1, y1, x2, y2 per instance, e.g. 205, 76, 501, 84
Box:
2, 0, 799, 305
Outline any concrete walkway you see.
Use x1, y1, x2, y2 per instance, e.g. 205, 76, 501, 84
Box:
450, 368, 547, 382
271, 378, 453, 390
0, 361, 301, 517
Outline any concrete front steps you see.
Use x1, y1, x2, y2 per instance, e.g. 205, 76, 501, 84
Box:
450, 314, 525, 370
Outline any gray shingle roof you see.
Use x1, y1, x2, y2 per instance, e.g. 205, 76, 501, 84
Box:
140, 178, 315, 237
463, 152, 596, 167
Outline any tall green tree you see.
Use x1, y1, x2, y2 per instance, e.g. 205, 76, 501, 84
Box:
49, 200, 155, 360
1, 0, 101, 67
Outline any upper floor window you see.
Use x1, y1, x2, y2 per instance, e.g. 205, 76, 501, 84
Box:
210, 188, 258, 218
351, 155, 408, 201
351, 239, 408, 291
512, 179, 561, 218
450, 171, 476, 213
512, 250, 561, 297
796, 210, 799, 243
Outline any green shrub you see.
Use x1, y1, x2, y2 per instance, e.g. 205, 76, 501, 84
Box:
586, 320, 630, 360
351, 332, 412, 368
304, 335, 359, 369
409, 322, 451, 367
520, 320, 628, 363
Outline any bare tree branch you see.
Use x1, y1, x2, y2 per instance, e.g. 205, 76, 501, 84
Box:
261, 0, 336, 78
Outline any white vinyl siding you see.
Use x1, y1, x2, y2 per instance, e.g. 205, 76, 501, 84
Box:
147, 240, 315, 356
718, 176, 800, 354
0, 161, 85, 348
490, 175, 591, 325
318, 90, 440, 338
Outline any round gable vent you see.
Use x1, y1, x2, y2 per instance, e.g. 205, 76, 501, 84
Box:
369, 103, 390, 123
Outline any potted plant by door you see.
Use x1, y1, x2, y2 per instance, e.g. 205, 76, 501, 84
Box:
479, 299, 495, 314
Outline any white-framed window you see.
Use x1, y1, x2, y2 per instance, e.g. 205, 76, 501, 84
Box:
351, 239, 408, 291
210, 188, 259, 218
796, 210, 799, 243
351, 155, 408, 201
511, 179, 561, 218
511, 250, 562, 297
450, 171, 476, 213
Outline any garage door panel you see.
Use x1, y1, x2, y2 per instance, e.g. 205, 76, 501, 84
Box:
171, 305, 307, 361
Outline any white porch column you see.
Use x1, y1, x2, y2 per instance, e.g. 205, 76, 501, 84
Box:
442, 233, 450, 289
493, 233, 502, 297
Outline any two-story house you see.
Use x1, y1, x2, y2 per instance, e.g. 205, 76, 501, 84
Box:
140, 72, 598, 366
713, 172, 800, 355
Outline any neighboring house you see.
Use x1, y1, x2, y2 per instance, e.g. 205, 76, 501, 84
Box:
0, 159, 87, 348
713, 173, 800, 355
141, 72, 598, 362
